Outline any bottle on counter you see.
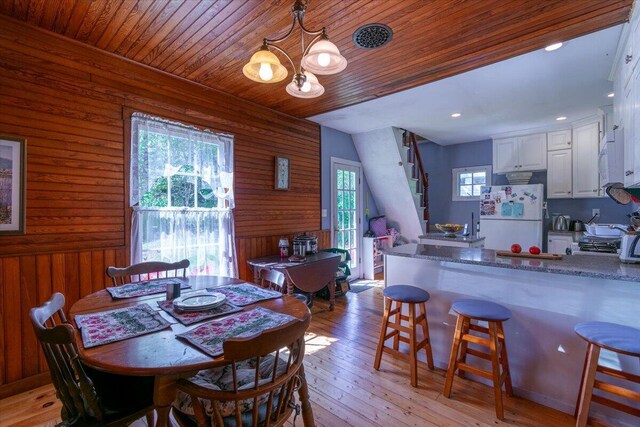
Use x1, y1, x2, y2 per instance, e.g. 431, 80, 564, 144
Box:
476, 221, 480, 236
278, 237, 289, 258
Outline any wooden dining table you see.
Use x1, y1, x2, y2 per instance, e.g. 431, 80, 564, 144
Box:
70, 275, 314, 427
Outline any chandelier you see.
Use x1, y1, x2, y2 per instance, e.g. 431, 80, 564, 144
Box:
242, 0, 347, 99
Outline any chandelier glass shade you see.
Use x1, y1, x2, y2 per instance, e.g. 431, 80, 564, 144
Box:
242, 0, 347, 98
242, 49, 288, 83
301, 39, 348, 75
285, 71, 325, 98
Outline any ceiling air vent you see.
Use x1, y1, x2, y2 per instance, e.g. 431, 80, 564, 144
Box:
352, 24, 393, 49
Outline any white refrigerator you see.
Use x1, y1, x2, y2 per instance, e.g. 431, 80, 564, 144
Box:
478, 184, 544, 250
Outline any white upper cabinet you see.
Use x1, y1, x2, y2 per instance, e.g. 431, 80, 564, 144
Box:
493, 137, 519, 173
519, 133, 547, 170
614, 7, 640, 188
633, 65, 640, 186
547, 149, 572, 198
547, 130, 572, 151
492, 133, 546, 173
624, 75, 635, 186
572, 122, 601, 198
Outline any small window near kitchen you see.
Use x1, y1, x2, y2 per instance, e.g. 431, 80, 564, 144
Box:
452, 165, 491, 201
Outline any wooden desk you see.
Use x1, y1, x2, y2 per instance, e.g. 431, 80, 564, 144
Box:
247, 252, 341, 311
70, 276, 314, 427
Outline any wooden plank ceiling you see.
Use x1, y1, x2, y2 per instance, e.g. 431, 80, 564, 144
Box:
0, 0, 633, 118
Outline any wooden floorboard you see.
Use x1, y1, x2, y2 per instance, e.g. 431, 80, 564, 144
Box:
0, 280, 580, 427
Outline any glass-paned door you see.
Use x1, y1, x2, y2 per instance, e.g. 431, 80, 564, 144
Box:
331, 159, 362, 278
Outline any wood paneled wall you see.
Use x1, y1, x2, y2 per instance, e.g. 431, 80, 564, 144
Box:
0, 16, 324, 396
236, 230, 331, 281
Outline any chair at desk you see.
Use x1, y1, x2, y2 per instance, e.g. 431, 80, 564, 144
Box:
258, 268, 287, 293
30, 293, 155, 426
260, 268, 310, 307
106, 259, 190, 285
172, 314, 312, 427
318, 248, 351, 298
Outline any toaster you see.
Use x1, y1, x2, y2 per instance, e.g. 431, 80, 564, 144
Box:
619, 234, 640, 263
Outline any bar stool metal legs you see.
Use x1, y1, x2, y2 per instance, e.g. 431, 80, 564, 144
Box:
374, 285, 434, 387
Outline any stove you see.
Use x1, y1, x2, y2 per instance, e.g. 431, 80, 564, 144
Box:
570, 235, 621, 256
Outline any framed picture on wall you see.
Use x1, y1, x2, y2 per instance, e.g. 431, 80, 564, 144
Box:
274, 156, 290, 190
0, 136, 26, 235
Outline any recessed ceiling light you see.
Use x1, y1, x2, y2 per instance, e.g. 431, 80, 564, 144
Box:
451, 113, 461, 118
556, 116, 567, 121
544, 42, 563, 52
608, 92, 615, 98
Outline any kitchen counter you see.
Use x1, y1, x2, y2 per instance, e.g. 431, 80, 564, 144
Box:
386, 243, 640, 283
418, 233, 485, 243
384, 243, 640, 425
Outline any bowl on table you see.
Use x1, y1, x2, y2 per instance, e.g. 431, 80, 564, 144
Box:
435, 223, 464, 237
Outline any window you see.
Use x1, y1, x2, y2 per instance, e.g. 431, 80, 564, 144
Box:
130, 113, 236, 277
452, 165, 491, 201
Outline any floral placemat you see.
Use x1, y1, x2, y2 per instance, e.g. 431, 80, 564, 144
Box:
106, 278, 190, 299
207, 283, 282, 307
74, 304, 170, 348
157, 300, 242, 325
176, 307, 296, 357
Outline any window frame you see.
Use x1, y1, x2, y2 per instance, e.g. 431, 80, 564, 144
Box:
127, 110, 235, 275
451, 165, 492, 201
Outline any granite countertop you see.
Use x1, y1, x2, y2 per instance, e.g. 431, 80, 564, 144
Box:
419, 233, 486, 243
385, 243, 640, 283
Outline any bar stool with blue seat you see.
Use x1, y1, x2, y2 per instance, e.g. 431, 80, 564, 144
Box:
374, 285, 434, 387
574, 321, 640, 427
443, 299, 513, 420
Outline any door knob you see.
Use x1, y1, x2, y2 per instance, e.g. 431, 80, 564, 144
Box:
626, 170, 634, 176
626, 54, 633, 64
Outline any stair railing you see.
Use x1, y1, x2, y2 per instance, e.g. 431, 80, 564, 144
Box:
403, 131, 430, 232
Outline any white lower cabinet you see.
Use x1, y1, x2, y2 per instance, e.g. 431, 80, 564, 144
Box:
572, 122, 601, 198
547, 149, 572, 198
547, 233, 574, 255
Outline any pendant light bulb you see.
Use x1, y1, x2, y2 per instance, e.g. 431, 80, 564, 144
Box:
258, 62, 273, 81
286, 71, 324, 98
317, 53, 331, 67
302, 37, 347, 75
242, 47, 287, 83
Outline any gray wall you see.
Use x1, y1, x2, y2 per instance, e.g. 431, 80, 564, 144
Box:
419, 139, 633, 231
321, 126, 379, 232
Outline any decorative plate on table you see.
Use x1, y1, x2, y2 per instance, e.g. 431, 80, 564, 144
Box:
173, 292, 226, 312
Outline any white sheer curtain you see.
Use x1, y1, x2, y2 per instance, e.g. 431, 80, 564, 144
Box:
130, 113, 236, 277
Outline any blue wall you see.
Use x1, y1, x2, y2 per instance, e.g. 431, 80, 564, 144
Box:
321, 126, 379, 231
419, 139, 633, 231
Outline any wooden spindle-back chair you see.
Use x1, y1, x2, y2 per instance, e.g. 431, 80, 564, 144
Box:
172, 313, 311, 427
106, 259, 190, 285
29, 292, 154, 426
258, 268, 287, 294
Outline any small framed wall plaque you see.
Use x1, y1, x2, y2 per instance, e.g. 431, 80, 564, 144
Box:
0, 136, 26, 235
275, 156, 290, 190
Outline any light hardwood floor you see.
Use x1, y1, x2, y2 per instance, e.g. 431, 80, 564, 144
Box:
1, 280, 581, 427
